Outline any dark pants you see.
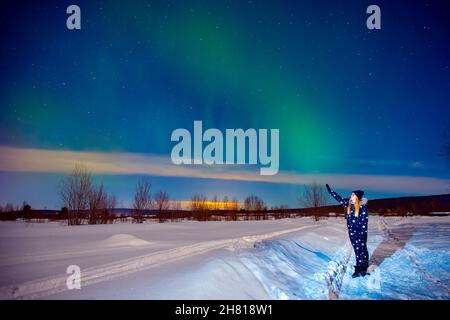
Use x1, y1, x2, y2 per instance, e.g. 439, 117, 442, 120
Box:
347, 214, 369, 269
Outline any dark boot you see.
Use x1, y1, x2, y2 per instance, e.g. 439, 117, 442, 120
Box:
359, 265, 370, 277
352, 266, 361, 278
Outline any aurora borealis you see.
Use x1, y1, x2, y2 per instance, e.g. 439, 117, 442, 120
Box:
1, 0, 449, 208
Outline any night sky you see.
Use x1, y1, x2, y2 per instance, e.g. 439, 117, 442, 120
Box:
1, 0, 449, 209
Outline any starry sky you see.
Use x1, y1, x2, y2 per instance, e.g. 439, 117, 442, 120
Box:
0, 0, 449, 209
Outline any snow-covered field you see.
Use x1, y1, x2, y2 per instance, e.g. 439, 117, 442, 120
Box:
0, 216, 448, 300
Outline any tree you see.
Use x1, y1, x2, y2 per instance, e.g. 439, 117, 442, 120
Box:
230, 197, 239, 211
107, 194, 117, 223
60, 207, 69, 220
222, 196, 229, 209
154, 190, 170, 212
4, 203, 15, 212
59, 164, 93, 225
154, 190, 170, 223
210, 194, 220, 210
190, 193, 209, 221
243, 195, 267, 211
190, 193, 207, 211
88, 183, 107, 224
105, 194, 117, 224
87, 183, 116, 224
298, 181, 328, 221
22, 203, 32, 221
298, 181, 328, 209
133, 179, 152, 223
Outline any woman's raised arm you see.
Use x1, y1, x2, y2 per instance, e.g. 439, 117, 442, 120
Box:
326, 184, 349, 208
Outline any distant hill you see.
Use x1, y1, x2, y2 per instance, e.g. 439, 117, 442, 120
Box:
365, 194, 450, 212
288, 193, 450, 216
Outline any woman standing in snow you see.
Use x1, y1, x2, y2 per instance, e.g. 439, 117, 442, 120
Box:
326, 184, 370, 278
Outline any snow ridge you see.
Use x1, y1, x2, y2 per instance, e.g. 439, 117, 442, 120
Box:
324, 243, 353, 299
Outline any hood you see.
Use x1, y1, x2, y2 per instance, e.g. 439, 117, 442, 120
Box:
360, 197, 368, 205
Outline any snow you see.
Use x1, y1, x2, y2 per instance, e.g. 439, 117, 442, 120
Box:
0, 216, 448, 300
100, 234, 152, 247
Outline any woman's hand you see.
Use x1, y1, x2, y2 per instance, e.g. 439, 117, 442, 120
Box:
325, 184, 332, 194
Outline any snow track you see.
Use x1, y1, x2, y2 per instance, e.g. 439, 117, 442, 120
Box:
325, 242, 352, 299
0, 225, 316, 299
377, 218, 450, 295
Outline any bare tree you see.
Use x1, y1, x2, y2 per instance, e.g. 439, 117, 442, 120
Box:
88, 183, 107, 224
210, 194, 220, 210
243, 196, 253, 211
190, 193, 210, 221
133, 179, 152, 223
4, 203, 15, 212
298, 181, 328, 209
104, 194, 117, 224
154, 190, 170, 211
167, 200, 182, 222
243, 195, 267, 211
190, 193, 208, 211
59, 164, 93, 225
230, 197, 239, 211
222, 196, 229, 209
298, 181, 328, 221
226, 196, 239, 221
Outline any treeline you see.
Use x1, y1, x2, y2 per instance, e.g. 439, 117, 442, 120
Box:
3, 200, 449, 224
2, 196, 450, 223
0, 164, 290, 224
0, 203, 21, 212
